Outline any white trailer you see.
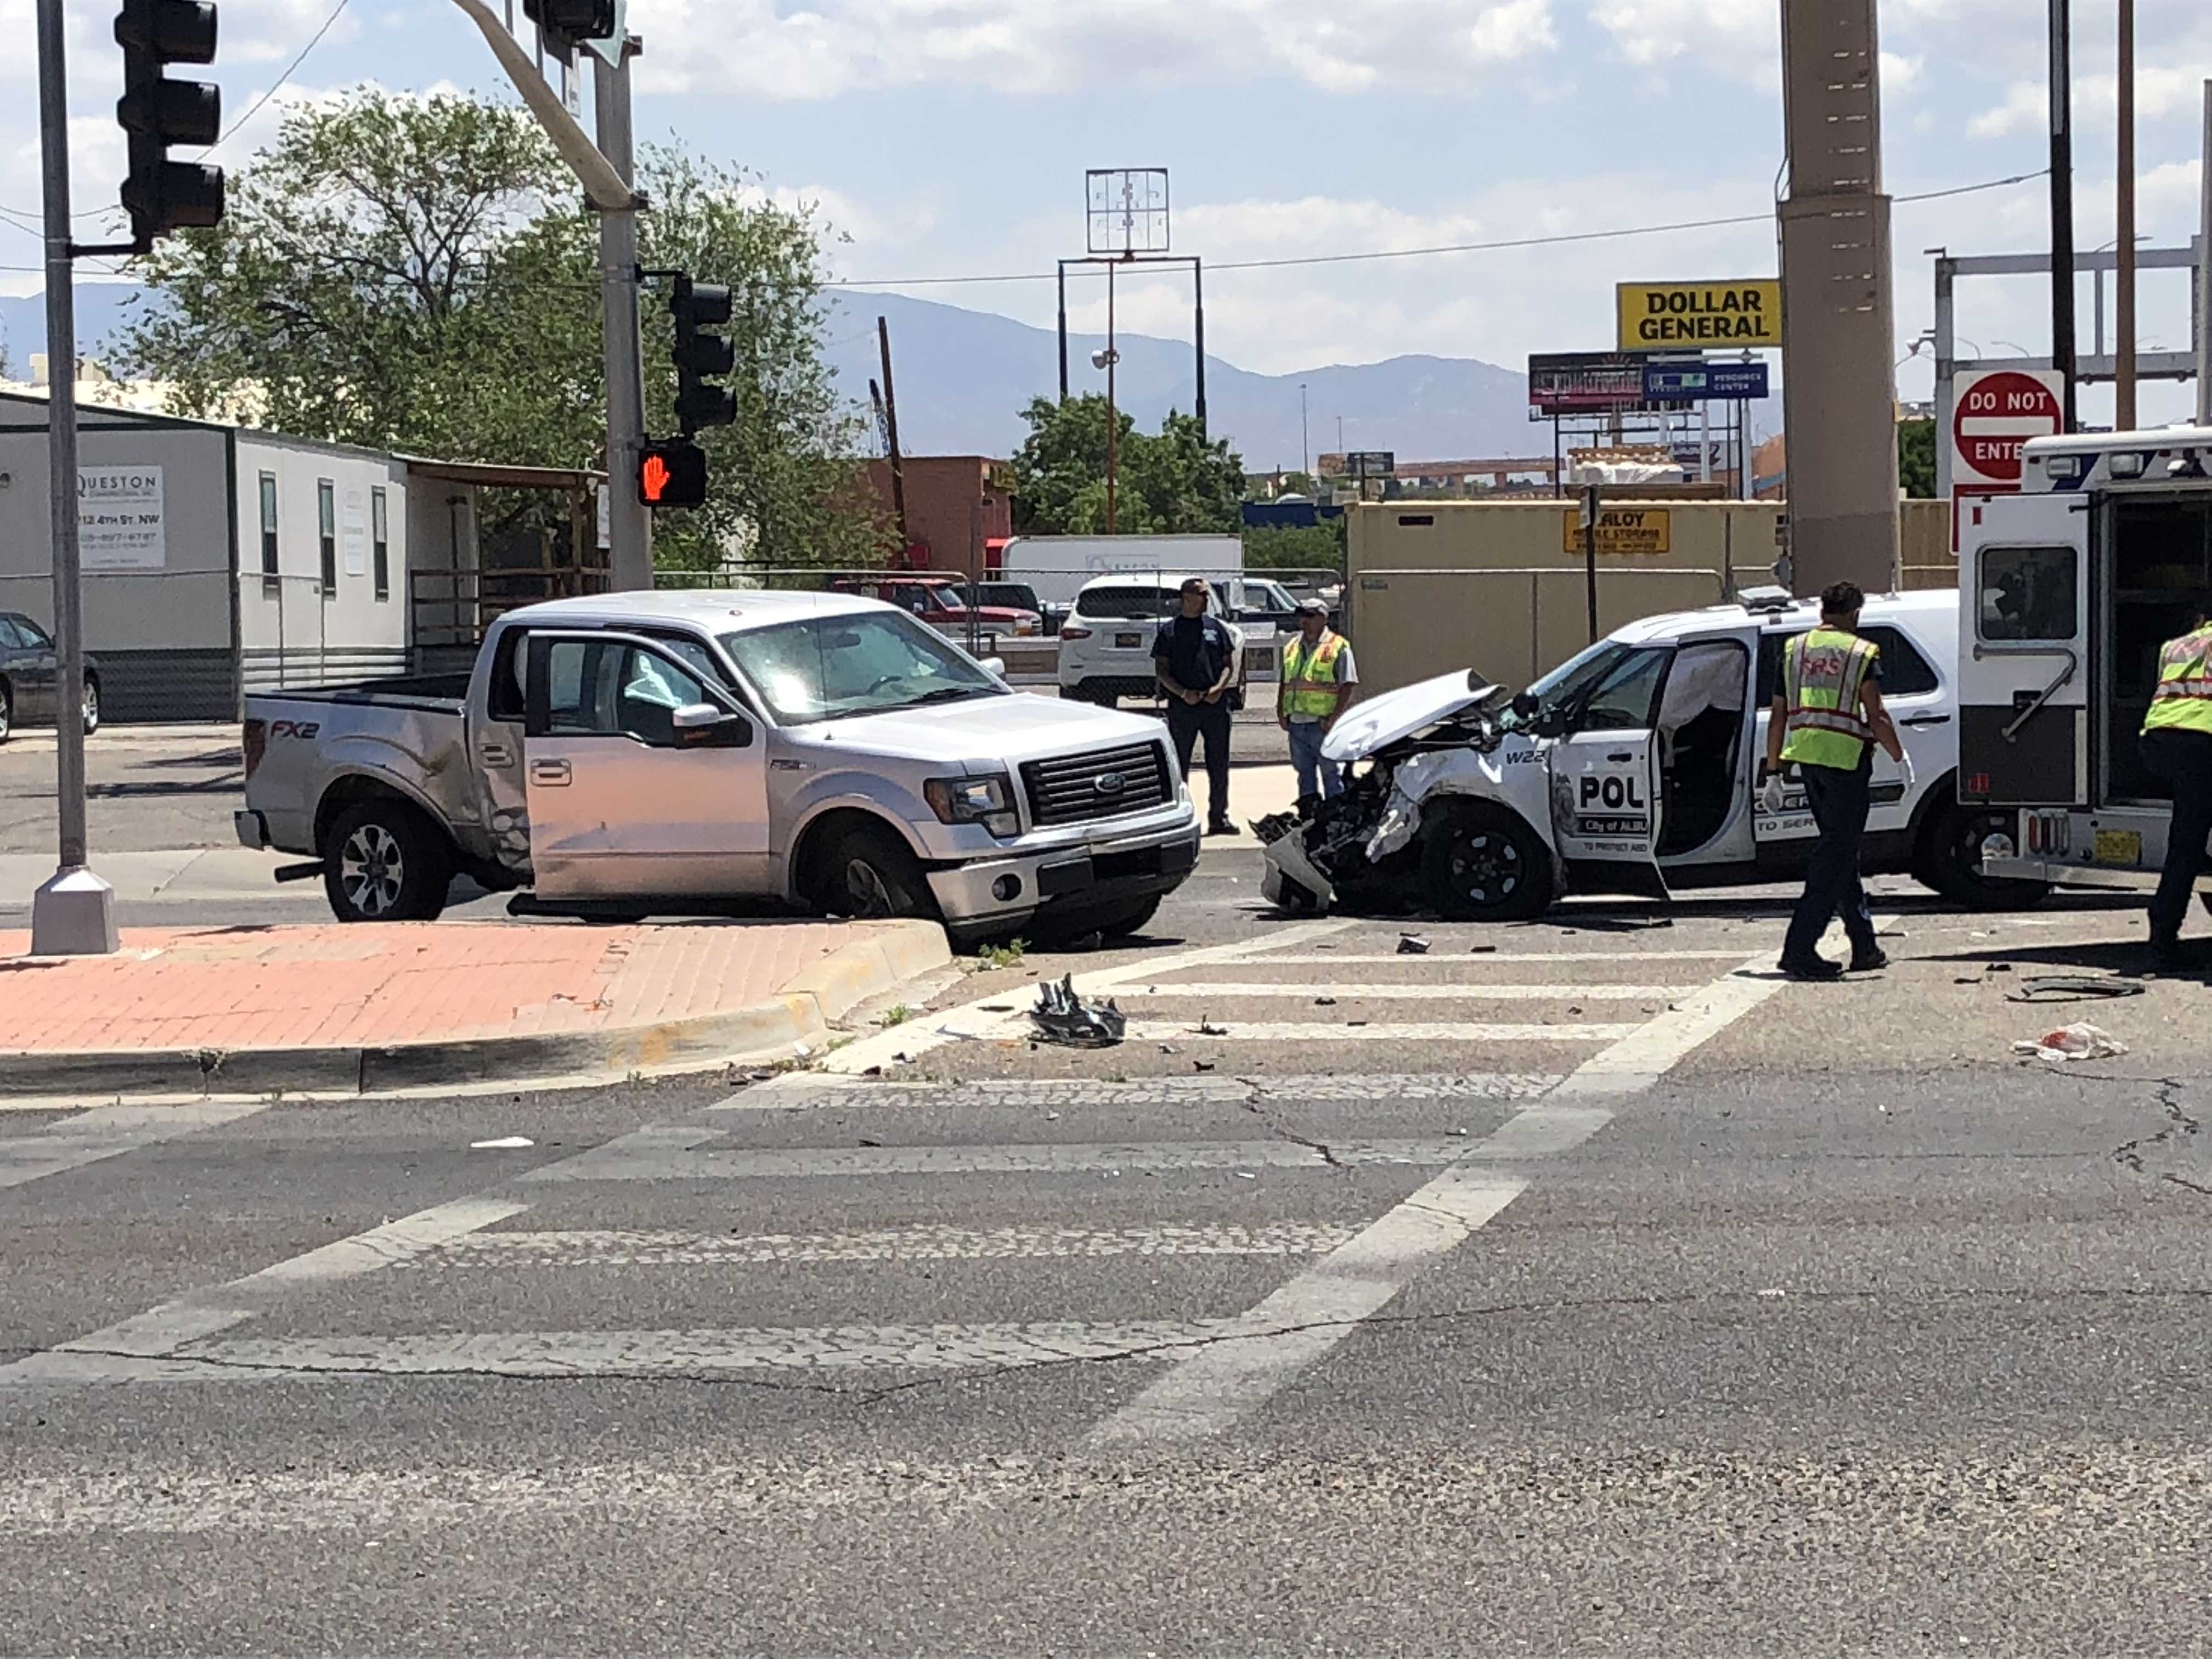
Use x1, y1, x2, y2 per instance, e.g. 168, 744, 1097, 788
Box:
995, 534, 1243, 611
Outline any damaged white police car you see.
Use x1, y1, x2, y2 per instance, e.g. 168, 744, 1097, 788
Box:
1257, 588, 2043, 921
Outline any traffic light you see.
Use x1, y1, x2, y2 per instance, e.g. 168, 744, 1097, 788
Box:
638, 438, 708, 509
670, 273, 736, 435
114, 0, 224, 250
522, 0, 616, 58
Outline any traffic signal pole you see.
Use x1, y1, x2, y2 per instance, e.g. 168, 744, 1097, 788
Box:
27, 0, 117, 954
595, 41, 652, 591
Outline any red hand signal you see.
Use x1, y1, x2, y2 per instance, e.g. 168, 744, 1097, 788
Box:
641, 453, 672, 503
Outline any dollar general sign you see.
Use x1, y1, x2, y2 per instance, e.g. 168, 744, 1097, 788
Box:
1616, 279, 1783, 351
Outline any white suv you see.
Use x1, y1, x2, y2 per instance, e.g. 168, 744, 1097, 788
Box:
1057, 574, 1298, 707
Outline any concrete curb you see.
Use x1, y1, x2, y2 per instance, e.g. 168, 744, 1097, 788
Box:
0, 920, 952, 1099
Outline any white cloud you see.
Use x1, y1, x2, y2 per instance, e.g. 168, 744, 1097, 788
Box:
1590, 0, 1774, 71
629, 0, 1561, 100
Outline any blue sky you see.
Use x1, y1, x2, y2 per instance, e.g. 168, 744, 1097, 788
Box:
0, 0, 2207, 426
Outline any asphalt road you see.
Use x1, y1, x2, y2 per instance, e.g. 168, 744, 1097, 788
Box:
6, 863, 2209, 1653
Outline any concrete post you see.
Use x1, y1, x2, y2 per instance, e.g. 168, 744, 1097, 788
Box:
1777, 0, 1900, 598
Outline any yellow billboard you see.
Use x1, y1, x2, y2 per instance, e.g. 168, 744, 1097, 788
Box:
1617, 279, 1782, 352
1561, 507, 1672, 556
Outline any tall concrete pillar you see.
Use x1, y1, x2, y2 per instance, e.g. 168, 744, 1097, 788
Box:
1778, 0, 1899, 597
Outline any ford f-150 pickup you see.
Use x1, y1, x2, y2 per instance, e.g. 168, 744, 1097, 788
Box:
236, 590, 1201, 944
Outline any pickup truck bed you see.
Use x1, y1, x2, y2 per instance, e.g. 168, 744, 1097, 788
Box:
258, 672, 473, 710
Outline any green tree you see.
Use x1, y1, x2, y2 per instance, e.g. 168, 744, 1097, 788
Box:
1009, 394, 1245, 535
1242, 521, 1345, 573
118, 88, 887, 571
1898, 417, 1937, 499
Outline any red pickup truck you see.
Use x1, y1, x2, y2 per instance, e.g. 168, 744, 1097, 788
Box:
831, 576, 1040, 637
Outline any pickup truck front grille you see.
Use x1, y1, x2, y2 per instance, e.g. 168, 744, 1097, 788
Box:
1021, 742, 1173, 828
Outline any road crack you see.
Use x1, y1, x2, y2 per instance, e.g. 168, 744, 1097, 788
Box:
1238, 1101, 1342, 1169
2112, 1076, 2203, 1187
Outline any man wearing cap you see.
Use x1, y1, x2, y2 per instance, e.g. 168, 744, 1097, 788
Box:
1278, 599, 1358, 803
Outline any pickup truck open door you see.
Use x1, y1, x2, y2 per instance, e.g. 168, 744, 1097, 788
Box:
523, 631, 771, 900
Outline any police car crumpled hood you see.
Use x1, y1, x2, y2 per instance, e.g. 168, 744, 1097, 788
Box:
1319, 668, 1504, 763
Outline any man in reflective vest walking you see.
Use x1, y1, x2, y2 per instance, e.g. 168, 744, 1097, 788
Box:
1763, 581, 1904, 981
1277, 599, 1359, 802
2138, 600, 2212, 968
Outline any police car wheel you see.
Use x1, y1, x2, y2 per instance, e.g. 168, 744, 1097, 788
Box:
1420, 804, 1553, 922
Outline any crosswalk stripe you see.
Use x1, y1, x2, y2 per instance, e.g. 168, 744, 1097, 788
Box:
0, 1102, 268, 1191
1090, 1020, 1644, 1043
1239, 951, 1750, 965
1118, 983, 1691, 1001
403, 1223, 1361, 1267
524, 1135, 1480, 1183
725, 1074, 1560, 1110
174, 1322, 1243, 1379
1091, 1103, 1612, 1446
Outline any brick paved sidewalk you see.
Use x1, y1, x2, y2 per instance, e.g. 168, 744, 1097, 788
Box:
0, 919, 950, 1096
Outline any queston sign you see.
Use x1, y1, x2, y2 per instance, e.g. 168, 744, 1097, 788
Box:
1950, 368, 2063, 487
1616, 280, 1783, 352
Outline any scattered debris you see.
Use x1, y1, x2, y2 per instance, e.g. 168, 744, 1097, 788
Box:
1314, 996, 1338, 1007
1468, 944, 1497, 954
1158, 1043, 1178, 1055
857, 1137, 882, 1148
2007, 974, 2147, 1004
470, 1136, 533, 1150
862, 1064, 883, 1077
2012, 1022, 2129, 1064
1029, 975, 1127, 1048
978, 1003, 1015, 1013
1989, 962, 2013, 973
1397, 934, 1431, 955
1193, 1060, 1216, 1073
1446, 1126, 1468, 1137
1233, 1171, 1257, 1181
1347, 1019, 1369, 1028
1195, 1017, 1229, 1036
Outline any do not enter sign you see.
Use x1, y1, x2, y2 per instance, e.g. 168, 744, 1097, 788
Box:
1951, 368, 2063, 486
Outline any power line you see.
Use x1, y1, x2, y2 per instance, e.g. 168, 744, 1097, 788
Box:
820, 168, 2051, 290
204, 0, 354, 155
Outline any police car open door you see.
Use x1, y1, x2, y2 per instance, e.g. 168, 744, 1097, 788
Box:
1546, 644, 1669, 894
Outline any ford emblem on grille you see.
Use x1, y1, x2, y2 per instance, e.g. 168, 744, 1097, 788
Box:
1093, 771, 1126, 795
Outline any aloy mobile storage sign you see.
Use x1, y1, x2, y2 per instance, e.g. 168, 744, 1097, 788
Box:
1616, 280, 1783, 351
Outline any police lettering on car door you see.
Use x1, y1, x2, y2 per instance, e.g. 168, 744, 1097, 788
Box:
1576, 767, 1649, 838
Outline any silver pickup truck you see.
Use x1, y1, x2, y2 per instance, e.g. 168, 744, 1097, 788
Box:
235, 590, 1202, 944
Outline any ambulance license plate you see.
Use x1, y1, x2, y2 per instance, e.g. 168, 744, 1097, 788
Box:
2094, 829, 2142, 867
1115, 632, 1141, 648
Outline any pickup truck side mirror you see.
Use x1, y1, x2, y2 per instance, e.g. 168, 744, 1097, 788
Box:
672, 702, 753, 749
979, 656, 1007, 679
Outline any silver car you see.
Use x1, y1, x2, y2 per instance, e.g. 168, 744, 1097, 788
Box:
0, 612, 101, 742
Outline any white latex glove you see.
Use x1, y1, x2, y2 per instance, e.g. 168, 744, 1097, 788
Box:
1759, 772, 1787, 815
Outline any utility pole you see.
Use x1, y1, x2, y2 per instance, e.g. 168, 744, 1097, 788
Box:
595, 41, 651, 591
1104, 262, 1118, 536
1300, 383, 1310, 476
2116, 0, 2138, 430
2198, 80, 2211, 426
2049, 0, 2078, 431
877, 316, 910, 554
27, 0, 115, 954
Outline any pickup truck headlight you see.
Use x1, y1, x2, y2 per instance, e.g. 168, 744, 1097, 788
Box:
926, 773, 1019, 837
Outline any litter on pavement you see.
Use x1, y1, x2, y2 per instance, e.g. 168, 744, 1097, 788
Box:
2006, 974, 2146, 1004
2011, 1023, 2129, 1064
1397, 935, 1431, 955
470, 1136, 534, 1150
1029, 975, 1127, 1047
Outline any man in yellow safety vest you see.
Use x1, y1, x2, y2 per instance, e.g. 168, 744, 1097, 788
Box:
1762, 580, 1904, 981
1278, 599, 1359, 802
2138, 599, 2212, 968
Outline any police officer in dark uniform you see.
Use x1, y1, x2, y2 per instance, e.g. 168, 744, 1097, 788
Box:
1152, 577, 1239, 834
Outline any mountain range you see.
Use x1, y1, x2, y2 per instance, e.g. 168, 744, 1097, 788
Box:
8, 281, 1776, 470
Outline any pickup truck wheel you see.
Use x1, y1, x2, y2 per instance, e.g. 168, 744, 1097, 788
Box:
80, 677, 99, 736
1419, 803, 1553, 922
1917, 800, 2051, 911
323, 799, 452, 923
816, 824, 935, 922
